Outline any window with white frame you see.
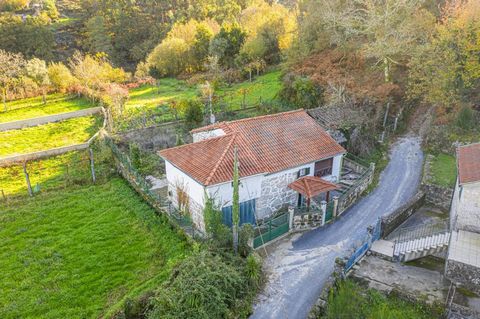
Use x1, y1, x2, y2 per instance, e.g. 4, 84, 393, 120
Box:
297, 167, 310, 178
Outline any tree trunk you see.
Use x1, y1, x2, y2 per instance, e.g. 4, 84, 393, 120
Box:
2, 88, 6, 112
42, 87, 47, 105
249, 70, 252, 82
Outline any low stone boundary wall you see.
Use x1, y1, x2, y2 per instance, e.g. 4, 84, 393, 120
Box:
0, 108, 106, 167
0, 107, 102, 132
381, 191, 425, 237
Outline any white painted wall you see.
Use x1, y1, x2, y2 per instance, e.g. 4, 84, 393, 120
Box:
206, 174, 264, 208
192, 129, 225, 142
453, 181, 480, 233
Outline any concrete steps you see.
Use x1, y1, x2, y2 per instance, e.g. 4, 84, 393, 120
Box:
393, 232, 450, 262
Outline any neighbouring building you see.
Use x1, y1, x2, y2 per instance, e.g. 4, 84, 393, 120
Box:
159, 110, 346, 232
447, 143, 480, 295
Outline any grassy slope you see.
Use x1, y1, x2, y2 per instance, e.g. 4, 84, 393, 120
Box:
1, 94, 93, 123
0, 149, 111, 197
0, 115, 102, 157
126, 70, 282, 111
0, 178, 190, 319
429, 153, 457, 187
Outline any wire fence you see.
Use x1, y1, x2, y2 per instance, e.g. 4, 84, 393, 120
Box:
104, 134, 200, 238
0, 147, 113, 203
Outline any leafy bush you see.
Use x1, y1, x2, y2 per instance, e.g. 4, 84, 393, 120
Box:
456, 105, 476, 131
148, 251, 259, 319
280, 73, 324, 109
323, 280, 442, 319
128, 143, 163, 176
182, 98, 204, 129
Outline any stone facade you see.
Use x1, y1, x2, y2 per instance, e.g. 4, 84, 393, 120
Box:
256, 171, 298, 220
446, 259, 480, 295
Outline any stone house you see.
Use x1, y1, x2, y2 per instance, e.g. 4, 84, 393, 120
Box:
159, 110, 346, 232
446, 143, 480, 294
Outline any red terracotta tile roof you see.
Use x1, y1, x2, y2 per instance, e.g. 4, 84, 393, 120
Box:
288, 176, 339, 198
457, 143, 480, 185
159, 110, 346, 186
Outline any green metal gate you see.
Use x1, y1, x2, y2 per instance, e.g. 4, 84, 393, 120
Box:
253, 213, 289, 248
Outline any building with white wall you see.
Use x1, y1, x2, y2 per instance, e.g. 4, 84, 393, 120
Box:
159, 110, 346, 232
446, 143, 480, 295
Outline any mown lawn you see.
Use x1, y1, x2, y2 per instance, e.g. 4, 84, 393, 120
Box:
429, 153, 457, 187
0, 115, 102, 157
0, 94, 93, 123
0, 178, 190, 319
126, 70, 282, 111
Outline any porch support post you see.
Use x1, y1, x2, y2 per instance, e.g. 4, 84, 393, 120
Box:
326, 191, 330, 203
321, 200, 327, 226
333, 196, 339, 218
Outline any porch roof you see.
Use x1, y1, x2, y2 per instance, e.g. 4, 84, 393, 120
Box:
288, 176, 339, 199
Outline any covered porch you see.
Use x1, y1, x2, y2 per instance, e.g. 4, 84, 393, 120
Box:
288, 176, 340, 211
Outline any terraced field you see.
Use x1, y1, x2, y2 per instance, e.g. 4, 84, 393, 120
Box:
1, 94, 93, 123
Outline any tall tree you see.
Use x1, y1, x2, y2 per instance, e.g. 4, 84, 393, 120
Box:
25, 58, 50, 104
0, 49, 25, 111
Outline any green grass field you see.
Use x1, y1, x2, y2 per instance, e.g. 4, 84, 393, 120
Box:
429, 153, 457, 187
0, 178, 190, 319
126, 70, 282, 111
0, 94, 94, 123
0, 148, 112, 198
0, 115, 102, 157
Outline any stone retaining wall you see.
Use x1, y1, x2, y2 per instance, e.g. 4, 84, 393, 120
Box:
446, 259, 480, 295
0, 107, 102, 131
381, 191, 426, 237
422, 183, 454, 212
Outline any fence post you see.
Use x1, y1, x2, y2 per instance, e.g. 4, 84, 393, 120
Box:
393, 115, 399, 132
1, 189, 6, 202
22, 161, 33, 197
383, 101, 390, 128
288, 206, 294, 231
321, 201, 327, 226
333, 196, 339, 218
89, 148, 96, 183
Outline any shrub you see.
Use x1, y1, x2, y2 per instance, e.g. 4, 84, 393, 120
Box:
0, 0, 29, 11
182, 98, 204, 129
148, 251, 257, 319
455, 105, 476, 131
48, 62, 77, 92
280, 74, 324, 109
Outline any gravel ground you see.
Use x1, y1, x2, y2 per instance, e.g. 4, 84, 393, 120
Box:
251, 135, 424, 319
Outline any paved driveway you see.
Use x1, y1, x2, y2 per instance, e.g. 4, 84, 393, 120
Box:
251, 135, 424, 319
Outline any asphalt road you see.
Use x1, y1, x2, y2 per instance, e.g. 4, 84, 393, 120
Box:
251, 135, 424, 319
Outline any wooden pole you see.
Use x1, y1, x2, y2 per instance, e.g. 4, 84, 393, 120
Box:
23, 162, 33, 197
89, 148, 96, 183
383, 102, 390, 128
1, 189, 6, 202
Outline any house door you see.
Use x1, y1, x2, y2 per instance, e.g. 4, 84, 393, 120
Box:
222, 199, 256, 227
315, 158, 333, 177
297, 193, 306, 208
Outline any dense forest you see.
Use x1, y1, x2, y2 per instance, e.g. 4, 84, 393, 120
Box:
1, 0, 479, 150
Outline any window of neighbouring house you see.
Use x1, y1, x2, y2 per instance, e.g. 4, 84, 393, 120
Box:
314, 158, 333, 177
297, 167, 310, 178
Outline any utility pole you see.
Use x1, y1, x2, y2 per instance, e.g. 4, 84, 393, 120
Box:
232, 146, 240, 254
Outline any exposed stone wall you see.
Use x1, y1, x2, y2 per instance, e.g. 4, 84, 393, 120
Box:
117, 121, 191, 152
446, 259, 480, 295
422, 184, 454, 212
381, 192, 426, 237
256, 171, 298, 220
